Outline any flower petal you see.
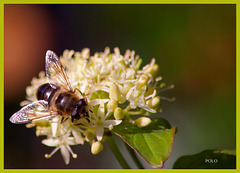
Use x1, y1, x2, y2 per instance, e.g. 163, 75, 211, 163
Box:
103, 120, 122, 128
51, 117, 60, 137
96, 126, 104, 141
89, 99, 109, 106
145, 89, 156, 100
126, 86, 135, 100
138, 103, 156, 113
71, 127, 84, 145
60, 145, 70, 165
97, 103, 105, 119
42, 138, 60, 147
66, 137, 79, 145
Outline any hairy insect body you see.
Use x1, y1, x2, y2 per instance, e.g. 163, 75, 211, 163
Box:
10, 50, 89, 124
36, 83, 60, 106
56, 92, 79, 114
36, 83, 88, 122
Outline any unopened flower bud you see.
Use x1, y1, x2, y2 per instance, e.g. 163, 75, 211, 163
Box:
135, 117, 152, 128
109, 83, 121, 101
114, 107, 124, 120
107, 99, 118, 112
34, 119, 49, 127
26, 123, 36, 128
85, 131, 95, 143
91, 141, 103, 155
118, 94, 126, 104
146, 96, 161, 108
145, 87, 157, 98
81, 48, 90, 59
137, 74, 149, 90
144, 64, 159, 78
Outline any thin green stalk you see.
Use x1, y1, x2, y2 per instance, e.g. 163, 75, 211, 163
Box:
107, 134, 131, 169
125, 143, 144, 169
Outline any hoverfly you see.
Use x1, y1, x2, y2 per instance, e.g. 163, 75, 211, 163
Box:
10, 50, 89, 124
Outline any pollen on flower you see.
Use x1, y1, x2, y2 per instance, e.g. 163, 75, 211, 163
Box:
45, 154, 51, 159
72, 154, 78, 159
17, 47, 173, 165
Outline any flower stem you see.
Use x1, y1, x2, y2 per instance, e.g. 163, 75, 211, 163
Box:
124, 143, 144, 169
107, 134, 131, 169
125, 109, 145, 116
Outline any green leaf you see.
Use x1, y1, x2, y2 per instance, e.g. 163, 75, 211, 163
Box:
173, 150, 236, 169
112, 118, 176, 168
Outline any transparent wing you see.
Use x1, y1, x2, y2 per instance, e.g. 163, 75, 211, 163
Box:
9, 100, 57, 124
45, 50, 73, 92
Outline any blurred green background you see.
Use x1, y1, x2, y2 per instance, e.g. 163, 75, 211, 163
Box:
4, 4, 235, 168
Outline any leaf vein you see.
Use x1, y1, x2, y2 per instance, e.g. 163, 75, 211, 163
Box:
142, 133, 158, 162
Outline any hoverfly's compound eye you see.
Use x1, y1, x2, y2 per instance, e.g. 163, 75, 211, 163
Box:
78, 98, 87, 106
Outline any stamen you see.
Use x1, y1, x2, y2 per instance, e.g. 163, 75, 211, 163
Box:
126, 86, 135, 100
109, 124, 113, 130
105, 111, 111, 119
154, 76, 163, 87
150, 58, 156, 66
130, 51, 135, 66
135, 55, 139, 63
45, 154, 51, 159
102, 47, 110, 58
114, 47, 120, 56
160, 96, 176, 102
145, 89, 157, 100
97, 74, 100, 84
155, 76, 162, 81
124, 49, 130, 59
45, 146, 61, 159
66, 144, 78, 159
158, 84, 175, 93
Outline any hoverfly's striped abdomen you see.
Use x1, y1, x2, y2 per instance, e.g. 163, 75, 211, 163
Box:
36, 83, 59, 106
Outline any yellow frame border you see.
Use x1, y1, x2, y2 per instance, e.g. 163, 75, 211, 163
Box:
0, 1, 238, 173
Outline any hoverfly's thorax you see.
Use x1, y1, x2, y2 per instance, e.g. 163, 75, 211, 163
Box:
55, 92, 79, 114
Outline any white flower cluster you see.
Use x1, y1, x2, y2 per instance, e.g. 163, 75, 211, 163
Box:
22, 47, 173, 164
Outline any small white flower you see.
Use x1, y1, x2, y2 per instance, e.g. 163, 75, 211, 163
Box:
71, 126, 85, 145
92, 103, 122, 141
127, 85, 156, 113
42, 135, 78, 165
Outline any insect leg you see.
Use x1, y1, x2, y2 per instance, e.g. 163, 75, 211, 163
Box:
60, 117, 69, 124
73, 88, 83, 96
83, 111, 90, 123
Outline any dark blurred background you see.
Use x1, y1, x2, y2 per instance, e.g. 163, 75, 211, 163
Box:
4, 4, 236, 169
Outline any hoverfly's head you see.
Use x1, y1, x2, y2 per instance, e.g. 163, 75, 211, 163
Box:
71, 98, 89, 123
78, 98, 88, 106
